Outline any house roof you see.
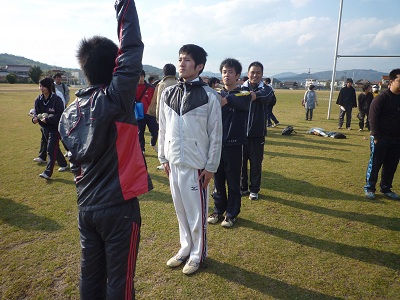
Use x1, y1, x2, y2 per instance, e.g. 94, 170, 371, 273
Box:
5, 65, 30, 72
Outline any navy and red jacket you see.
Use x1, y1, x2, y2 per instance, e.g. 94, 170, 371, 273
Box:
59, 0, 152, 211
33, 93, 64, 131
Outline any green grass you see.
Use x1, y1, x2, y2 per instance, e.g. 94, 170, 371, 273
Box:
0, 84, 399, 299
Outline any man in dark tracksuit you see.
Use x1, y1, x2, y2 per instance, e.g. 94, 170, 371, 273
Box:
59, 1, 152, 299
336, 78, 357, 129
364, 68, 400, 200
240, 61, 275, 200
208, 58, 255, 227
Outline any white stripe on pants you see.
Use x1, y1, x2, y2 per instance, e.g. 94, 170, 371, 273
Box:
169, 164, 208, 263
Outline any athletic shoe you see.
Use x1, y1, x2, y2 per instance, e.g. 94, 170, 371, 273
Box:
274, 121, 280, 126
221, 217, 236, 228
39, 172, 50, 179
156, 164, 164, 170
384, 191, 400, 200
207, 213, 223, 224
58, 166, 69, 172
365, 191, 375, 200
182, 260, 200, 275
240, 190, 250, 196
347, 127, 351, 130
337, 126, 342, 129
249, 192, 259, 200
359, 129, 363, 131
166, 255, 188, 268
33, 157, 46, 163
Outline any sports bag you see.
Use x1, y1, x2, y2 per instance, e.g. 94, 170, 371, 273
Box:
282, 126, 295, 135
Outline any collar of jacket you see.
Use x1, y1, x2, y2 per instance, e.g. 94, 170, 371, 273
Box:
177, 77, 206, 89
75, 84, 105, 97
242, 80, 264, 90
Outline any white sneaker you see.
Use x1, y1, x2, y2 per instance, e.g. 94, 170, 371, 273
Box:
166, 255, 188, 268
156, 164, 164, 170
58, 166, 69, 172
39, 172, 50, 179
249, 192, 259, 200
207, 213, 222, 224
33, 157, 46, 163
182, 260, 200, 275
221, 217, 236, 228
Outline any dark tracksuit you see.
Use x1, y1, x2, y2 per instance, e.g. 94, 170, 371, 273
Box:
59, 1, 151, 299
33, 93, 67, 177
336, 85, 357, 128
240, 81, 275, 194
213, 88, 251, 218
357, 92, 373, 130
364, 89, 400, 194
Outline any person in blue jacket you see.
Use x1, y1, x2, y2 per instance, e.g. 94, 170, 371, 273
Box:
240, 62, 275, 200
59, 1, 151, 299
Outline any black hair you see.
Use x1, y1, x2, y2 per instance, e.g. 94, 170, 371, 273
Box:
179, 44, 208, 75
264, 77, 271, 84
53, 73, 62, 79
148, 76, 155, 83
76, 35, 118, 85
208, 77, 220, 88
389, 68, 400, 80
163, 63, 176, 77
309, 84, 315, 90
242, 76, 249, 81
219, 58, 242, 75
362, 84, 371, 92
248, 61, 264, 73
346, 78, 353, 83
140, 70, 146, 77
39, 77, 54, 93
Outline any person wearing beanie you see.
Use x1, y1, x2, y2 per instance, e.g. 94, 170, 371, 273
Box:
336, 78, 357, 129
32, 77, 68, 179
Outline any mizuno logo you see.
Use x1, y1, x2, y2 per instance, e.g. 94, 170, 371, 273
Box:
191, 186, 198, 191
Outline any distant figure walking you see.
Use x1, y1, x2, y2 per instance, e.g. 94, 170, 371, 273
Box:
303, 84, 318, 121
336, 78, 357, 130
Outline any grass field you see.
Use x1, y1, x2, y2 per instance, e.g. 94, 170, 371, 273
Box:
0, 84, 399, 300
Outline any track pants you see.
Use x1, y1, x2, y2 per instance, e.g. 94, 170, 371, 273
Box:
79, 199, 141, 300
42, 128, 67, 177
338, 105, 353, 128
169, 164, 208, 263
241, 136, 265, 194
364, 136, 400, 193
138, 114, 159, 152
213, 145, 243, 218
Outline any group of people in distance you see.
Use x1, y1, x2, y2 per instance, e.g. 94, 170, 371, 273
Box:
27, 1, 400, 298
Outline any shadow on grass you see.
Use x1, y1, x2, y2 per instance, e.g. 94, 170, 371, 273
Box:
266, 139, 349, 152
139, 189, 172, 203
271, 133, 363, 147
269, 196, 400, 231
239, 219, 400, 271
262, 171, 365, 201
0, 197, 63, 231
205, 258, 343, 300
268, 151, 347, 163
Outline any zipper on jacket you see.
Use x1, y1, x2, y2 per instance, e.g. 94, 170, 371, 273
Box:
179, 84, 186, 160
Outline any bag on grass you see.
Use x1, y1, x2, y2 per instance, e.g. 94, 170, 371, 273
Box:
282, 126, 295, 135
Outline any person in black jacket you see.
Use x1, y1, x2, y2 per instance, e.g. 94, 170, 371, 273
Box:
364, 68, 400, 200
240, 62, 275, 200
32, 77, 68, 179
59, 1, 150, 299
208, 58, 255, 228
357, 83, 373, 131
336, 78, 357, 129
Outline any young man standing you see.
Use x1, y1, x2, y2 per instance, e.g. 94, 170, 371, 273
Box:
364, 68, 400, 200
59, 1, 151, 299
208, 58, 255, 227
158, 44, 222, 275
336, 78, 357, 130
53, 73, 70, 106
241, 62, 275, 200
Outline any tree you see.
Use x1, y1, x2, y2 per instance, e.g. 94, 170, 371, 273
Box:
6, 73, 17, 84
29, 66, 42, 84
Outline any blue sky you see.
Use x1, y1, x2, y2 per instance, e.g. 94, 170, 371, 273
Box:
1, 0, 399, 76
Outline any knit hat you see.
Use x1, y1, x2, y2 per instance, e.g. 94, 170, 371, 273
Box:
39, 77, 54, 92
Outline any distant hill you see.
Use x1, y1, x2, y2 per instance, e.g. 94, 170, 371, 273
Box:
273, 69, 386, 82
0, 53, 162, 76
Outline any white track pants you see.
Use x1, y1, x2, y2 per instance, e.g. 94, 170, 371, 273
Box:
169, 164, 208, 263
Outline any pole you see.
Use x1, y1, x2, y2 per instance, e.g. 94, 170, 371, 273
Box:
327, 0, 344, 119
